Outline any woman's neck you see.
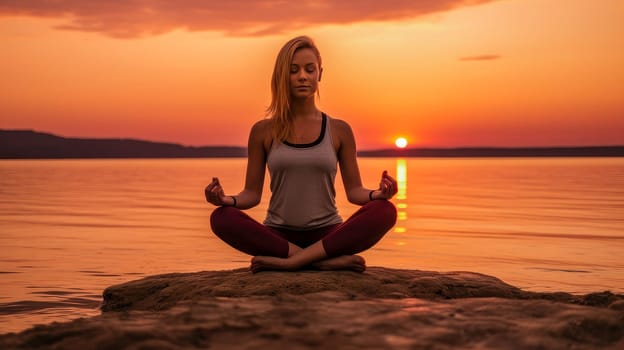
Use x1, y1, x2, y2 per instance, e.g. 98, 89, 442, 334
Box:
290, 98, 319, 120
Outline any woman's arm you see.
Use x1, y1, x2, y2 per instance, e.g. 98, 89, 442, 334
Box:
205, 120, 269, 209
334, 119, 397, 205
237, 120, 270, 208
334, 119, 374, 205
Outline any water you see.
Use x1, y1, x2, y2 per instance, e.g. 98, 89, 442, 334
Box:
1, 157, 623, 333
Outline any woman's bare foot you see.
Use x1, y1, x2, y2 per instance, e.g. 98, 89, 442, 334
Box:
312, 255, 366, 273
250, 255, 366, 274
250, 256, 296, 273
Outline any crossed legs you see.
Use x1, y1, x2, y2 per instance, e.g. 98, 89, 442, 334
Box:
210, 200, 397, 273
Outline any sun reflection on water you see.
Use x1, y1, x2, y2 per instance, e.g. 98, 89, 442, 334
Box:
394, 159, 408, 242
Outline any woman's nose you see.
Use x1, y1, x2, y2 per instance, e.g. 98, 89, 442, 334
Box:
297, 69, 308, 81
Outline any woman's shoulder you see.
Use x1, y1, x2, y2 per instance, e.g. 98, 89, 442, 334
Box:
251, 118, 272, 131
327, 115, 354, 136
248, 118, 273, 153
249, 118, 272, 137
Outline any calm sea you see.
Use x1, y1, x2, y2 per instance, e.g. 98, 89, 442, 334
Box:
1, 158, 623, 333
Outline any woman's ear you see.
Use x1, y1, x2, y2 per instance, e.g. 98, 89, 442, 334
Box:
318, 67, 323, 82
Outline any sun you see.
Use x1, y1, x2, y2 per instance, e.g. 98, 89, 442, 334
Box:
394, 137, 408, 149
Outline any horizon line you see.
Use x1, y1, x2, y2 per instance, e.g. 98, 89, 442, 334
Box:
2, 128, 623, 151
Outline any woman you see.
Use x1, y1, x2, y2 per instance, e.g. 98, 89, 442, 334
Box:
206, 36, 397, 273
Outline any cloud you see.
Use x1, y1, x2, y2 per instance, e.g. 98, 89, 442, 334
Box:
459, 54, 501, 61
0, 0, 497, 38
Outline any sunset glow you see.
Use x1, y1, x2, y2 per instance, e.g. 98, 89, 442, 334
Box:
395, 137, 408, 149
1, 0, 623, 149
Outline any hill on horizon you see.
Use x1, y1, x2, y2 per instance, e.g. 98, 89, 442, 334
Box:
0, 129, 246, 158
1, 129, 623, 158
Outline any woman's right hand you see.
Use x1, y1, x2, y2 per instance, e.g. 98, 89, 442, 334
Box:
204, 177, 229, 206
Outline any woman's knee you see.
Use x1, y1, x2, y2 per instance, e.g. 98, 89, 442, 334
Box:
371, 200, 397, 227
210, 206, 240, 234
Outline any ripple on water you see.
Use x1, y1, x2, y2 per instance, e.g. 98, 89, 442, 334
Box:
0, 297, 101, 315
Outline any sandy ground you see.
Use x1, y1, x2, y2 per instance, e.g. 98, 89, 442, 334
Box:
1, 267, 623, 349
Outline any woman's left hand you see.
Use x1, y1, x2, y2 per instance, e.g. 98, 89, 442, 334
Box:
374, 170, 398, 200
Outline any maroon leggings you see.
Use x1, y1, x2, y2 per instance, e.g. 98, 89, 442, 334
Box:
210, 200, 397, 258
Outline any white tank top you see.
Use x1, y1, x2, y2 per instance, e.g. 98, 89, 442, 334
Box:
264, 113, 343, 230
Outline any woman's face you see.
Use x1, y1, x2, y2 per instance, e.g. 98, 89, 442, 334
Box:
289, 48, 321, 100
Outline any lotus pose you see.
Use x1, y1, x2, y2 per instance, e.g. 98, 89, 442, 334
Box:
205, 36, 397, 273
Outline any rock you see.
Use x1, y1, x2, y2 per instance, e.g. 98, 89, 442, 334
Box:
1, 267, 623, 350
100, 267, 621, 312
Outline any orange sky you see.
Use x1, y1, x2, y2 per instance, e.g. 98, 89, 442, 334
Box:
1, 0, 623, 149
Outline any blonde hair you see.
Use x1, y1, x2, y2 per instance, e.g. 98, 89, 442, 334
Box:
266, 36, 322, 142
